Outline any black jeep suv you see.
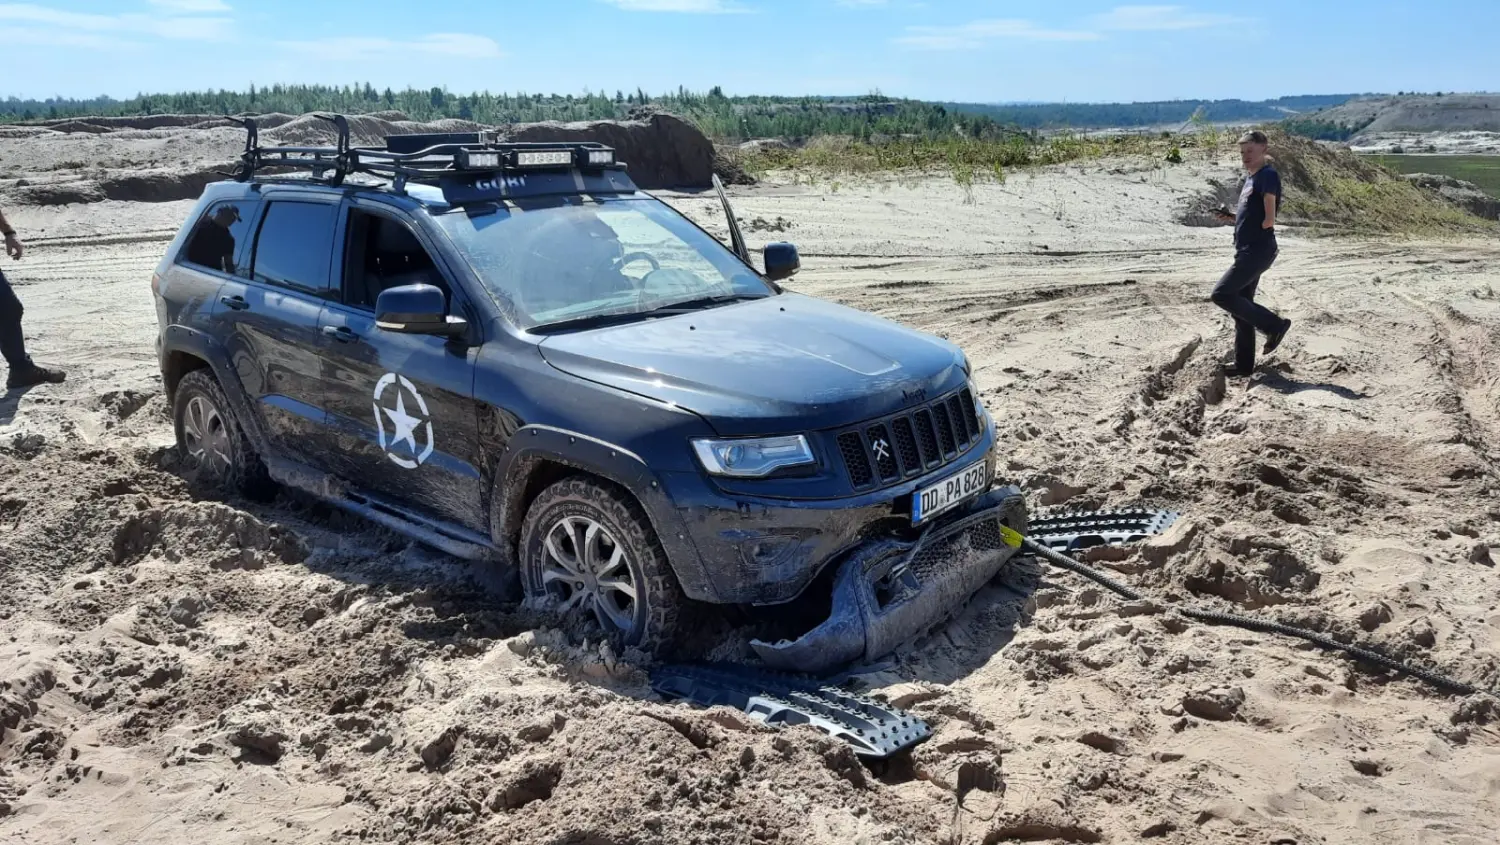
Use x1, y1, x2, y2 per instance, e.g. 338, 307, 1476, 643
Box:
151, 118, 1027, 674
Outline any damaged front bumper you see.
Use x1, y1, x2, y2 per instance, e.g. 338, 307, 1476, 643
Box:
750, 485, 1029, 674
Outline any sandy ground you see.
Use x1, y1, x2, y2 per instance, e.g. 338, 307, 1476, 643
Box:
2, 151, 1500, 845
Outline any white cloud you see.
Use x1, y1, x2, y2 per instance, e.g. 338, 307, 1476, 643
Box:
1092, 5, 1244, 31
0, 3, 232, 40
1, 24, 126, 50
276, 33, 504, 61
148, 0, 231, 11
598, 0, 750, 12
896, 18, 1101, 50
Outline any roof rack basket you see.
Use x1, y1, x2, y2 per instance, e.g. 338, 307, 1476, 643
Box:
224, 113, 622, 194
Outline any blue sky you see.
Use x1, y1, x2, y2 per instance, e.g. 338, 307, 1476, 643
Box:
0, 1, 1494, 102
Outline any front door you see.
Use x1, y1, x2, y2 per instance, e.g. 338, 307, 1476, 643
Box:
212, 194, 340, 467
315, 203, 486, 532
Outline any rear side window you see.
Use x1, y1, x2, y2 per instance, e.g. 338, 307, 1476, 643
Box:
178, 199, 258, 275
251, 201, 338, 297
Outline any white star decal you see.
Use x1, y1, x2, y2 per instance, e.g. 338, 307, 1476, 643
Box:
372, 372, 435, 469
381, 391, 421, 454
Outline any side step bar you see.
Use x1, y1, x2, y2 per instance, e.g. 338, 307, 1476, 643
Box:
651, 663, 932, 760
265, 458, 496, 560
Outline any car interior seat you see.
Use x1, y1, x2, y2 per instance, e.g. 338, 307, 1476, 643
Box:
367, 219, 445, 307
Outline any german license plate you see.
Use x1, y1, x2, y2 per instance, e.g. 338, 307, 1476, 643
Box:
912, 459, 988, 525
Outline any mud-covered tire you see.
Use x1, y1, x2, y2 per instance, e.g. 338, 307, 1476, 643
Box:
519, 476, 682, 653
172, 369, 274, 500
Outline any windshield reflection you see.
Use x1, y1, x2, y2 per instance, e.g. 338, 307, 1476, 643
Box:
436, 197, 771, 330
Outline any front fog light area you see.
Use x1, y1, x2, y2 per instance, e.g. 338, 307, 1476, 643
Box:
693, 435, 815, 478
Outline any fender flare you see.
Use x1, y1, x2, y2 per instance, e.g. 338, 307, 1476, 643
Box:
161, 325, 272, 458
490, 424, 718, 603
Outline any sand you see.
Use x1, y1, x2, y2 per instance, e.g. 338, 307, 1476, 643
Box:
2, 146, 1499, 845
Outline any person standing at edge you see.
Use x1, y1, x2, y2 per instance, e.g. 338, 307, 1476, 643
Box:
0, 205, 66, 390
1212, 129, 1292, 377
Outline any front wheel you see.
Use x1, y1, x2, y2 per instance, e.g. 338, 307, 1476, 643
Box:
519, 476, 682, 652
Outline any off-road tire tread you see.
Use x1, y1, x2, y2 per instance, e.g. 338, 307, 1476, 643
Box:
172, 369, 274, 500
520, 475, 683, 653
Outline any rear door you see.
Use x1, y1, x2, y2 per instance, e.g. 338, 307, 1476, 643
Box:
314, 201, 487, 532
160, 196, 258, 339
212, 193, 340, 467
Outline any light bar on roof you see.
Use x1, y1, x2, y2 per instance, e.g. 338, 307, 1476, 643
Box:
457, 150, 502, 169
515, 150, 573, 168
586, 149, 614, 167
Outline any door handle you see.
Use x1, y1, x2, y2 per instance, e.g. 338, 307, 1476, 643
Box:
322, 325, 359, 343
219, 295, 249, 311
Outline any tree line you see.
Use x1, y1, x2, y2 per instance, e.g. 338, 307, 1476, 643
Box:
941, 94, 1363, 131
0, 84, 1382, 142
0, 84, 1016, 142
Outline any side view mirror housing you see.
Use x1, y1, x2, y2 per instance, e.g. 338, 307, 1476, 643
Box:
375, 284, 467, 337
763, 242, 800, 282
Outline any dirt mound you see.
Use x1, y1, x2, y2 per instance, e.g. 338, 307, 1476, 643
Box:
8, 180, 107, 206
97, 167, 236, 203
5, 165, 237, 206
43, 121, 112, 135
1402, 172, 1500, 220
262, 114, 489, 147
713, 145, 758, 186
0, 125, 56, 139
1183, 129, 1498, 235
36, 113, 228, 132
506, 113, 716, 189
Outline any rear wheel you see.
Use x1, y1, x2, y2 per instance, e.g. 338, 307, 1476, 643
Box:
519, 476, 682, 652
172, 368, 274, 499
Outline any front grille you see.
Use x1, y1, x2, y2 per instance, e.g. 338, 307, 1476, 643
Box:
838, 431, 874, 488
934, 401, 957, 455
835, 387, 986, 492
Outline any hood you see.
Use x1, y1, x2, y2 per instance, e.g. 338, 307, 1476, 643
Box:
537, 293, 968, 435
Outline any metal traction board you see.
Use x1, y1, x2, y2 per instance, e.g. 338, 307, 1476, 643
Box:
650, 662, 932, 759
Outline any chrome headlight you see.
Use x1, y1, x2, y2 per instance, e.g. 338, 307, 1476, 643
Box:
692, 435, 815, 478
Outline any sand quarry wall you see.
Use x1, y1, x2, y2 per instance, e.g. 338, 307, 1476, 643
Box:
1, 111, 719, 206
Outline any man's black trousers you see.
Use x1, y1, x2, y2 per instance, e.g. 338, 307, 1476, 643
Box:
1210, 241, 1282, 373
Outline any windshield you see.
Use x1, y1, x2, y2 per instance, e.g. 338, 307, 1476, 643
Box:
436, 197, 773, 330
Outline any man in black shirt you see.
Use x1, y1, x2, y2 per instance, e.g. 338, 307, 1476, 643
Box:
1212, 130, 1292, 376
185, 204, 241, 273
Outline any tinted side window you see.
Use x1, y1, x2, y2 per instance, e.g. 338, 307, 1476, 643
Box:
251, 201, 338, 297
178, 199, 258, 275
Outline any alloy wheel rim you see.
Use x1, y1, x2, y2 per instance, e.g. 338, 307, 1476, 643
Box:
540, 515, 639, 636
182, 395, 232, 480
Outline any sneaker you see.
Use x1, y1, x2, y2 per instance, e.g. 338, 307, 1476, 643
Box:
1263, 318, 1292, 355
6, 364, 66, 390
1222, 365, 1254, 378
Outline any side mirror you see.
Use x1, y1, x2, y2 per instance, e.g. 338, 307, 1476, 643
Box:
375, 284, 467, 337
763, 242, 800, 282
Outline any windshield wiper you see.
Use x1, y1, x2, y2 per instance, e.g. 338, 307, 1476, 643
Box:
528, 310, 660, 334
645, 293, 767, 313
529, 294, 767, 334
